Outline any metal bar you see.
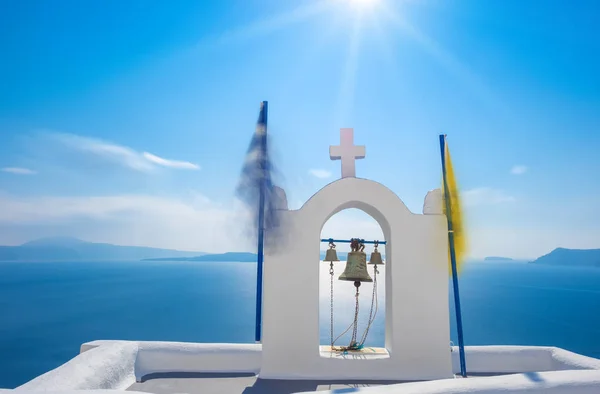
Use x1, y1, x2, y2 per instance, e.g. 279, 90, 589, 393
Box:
439, 134, 467, 378
254, 101, 268, 343
320, 238, 387, 245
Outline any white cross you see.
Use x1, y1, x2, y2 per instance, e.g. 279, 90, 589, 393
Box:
329, 128, 365, 178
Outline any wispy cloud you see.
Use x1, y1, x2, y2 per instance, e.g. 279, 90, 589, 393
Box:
463, 187, 515, 206
511, 165, 527, 175
309, 169, 332, 179
1, 167, 37, 175
0, 192, 248, 253
50, 133, 199, 172
143, 152, 200, 170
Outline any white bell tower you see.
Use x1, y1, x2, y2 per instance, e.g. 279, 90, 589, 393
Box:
260, 128, 452, 381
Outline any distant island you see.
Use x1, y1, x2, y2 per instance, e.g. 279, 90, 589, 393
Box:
484, 256, 514, 261
0, 237, 205, 262
530, 248, 600, 268
143, 252, 258, 262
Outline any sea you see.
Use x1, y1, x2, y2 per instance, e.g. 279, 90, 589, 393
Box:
0, 260, 599, 388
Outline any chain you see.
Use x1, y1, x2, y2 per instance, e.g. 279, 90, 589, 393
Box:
329, 239, 355, 350
359, 266, 378, 347
329, 261, 334, 349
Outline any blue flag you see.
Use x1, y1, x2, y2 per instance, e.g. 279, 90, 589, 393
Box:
237, 101, 285, 342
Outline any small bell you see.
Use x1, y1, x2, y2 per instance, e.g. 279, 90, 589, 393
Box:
324, 241, 339, 262
339, 239, 372, 283
368, 241, 384, 266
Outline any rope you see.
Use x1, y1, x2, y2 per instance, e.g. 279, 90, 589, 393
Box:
331, 316, 356, 348
350, 283, 360, 347
335, 282, 361, 352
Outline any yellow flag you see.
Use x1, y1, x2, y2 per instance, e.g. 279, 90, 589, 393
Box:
441, 139, 467, 274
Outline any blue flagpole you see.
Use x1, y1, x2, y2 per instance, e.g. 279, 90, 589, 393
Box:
255, 101, 268, 343
439, 134, 467, 378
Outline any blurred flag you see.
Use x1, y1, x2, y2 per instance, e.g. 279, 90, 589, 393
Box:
235, 101, 282, 247
440, 134, 468, 377
441, 136, 467, 273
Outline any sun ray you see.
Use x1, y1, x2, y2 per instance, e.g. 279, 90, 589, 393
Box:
364, 6, 397, 73
276, 5, 350, 95
379, 1, 511, 117
198, 1, 332, 48
334, 12, 364, 126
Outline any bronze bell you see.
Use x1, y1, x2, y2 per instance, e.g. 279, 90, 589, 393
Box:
324, 241, 339, 262
368, 242, 384, 266
339, 239, 372, 283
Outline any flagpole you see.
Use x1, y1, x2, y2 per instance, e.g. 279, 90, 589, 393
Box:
255, 101, 268, 343
439, 134, 467, 378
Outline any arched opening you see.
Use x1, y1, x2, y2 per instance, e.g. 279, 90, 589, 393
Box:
319, 208, 388, 358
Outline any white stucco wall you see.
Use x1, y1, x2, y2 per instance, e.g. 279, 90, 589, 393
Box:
133, 342, 261, 380
17, 342, 139, 391
17, 341, 261, 391
451, 346, 600, 374
260, 177, 453, 381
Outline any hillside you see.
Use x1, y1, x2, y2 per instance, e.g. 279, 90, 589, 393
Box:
143, 251, 387, 262
531, 248, 600, 268
0, 237, 204, 262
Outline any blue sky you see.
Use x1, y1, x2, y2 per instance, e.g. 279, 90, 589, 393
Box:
0, 0, 599, 258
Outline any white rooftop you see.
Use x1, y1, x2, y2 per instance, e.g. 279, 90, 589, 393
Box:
11, 340, 600, 394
